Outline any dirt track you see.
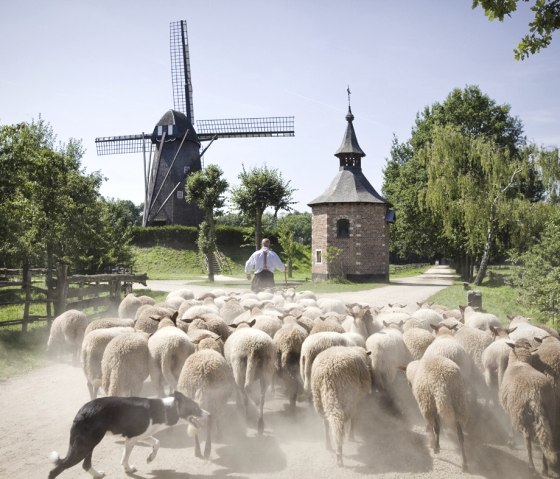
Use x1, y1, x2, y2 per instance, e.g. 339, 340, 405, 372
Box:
0, 267, 543, 479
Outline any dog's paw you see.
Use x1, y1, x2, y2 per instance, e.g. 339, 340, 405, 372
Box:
147, 441, 160, 463
91, 470, 105, 479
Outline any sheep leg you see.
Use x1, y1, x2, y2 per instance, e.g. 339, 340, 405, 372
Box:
456, 422, 468, 472
204, 415, 213, 459
332, 419, 344, 467
324, 418, 333, 451
431, 416, 441, 454
121, 438, 139, 473
524, 433, 535, 473
257, 377, 268, 435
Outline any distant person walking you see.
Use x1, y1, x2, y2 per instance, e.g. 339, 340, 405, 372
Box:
245, 238, 285, 292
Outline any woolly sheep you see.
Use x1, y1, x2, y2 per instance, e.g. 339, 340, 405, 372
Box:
134, 305, 175, 335
342, 332, 366, 349
167, 288, 195, 301
219, 298, 246, 324
500, 339, 559, 476
311, 346, 373, 466
273, 323, 308, 412
182, 313, 230, 342
148, 326, 195, 397
118, 294, 144, 319
508, 322, 549, 347
342, 307, 378, 341
101, 331, 150, 396
403, 327, 434, 360
80, 326, 134, 399
177, 349, 234, 458
300, 306, 323, 320
405, 355, 468, 472
508, 315, 560, 339
481, 326, 517, 395
374, 311, 411, 330
533, 336, 560, 400
317, 297, 347, 315
84, 317, 134, 336
365, 323, 411, 395
224, 327, 275, 434
309, 317, 345, 335
300, 332, 350, 393
459, 305, 501, 331
188, 329, 224, 354
250, 314, 283, 338
181, 304, 220, 321
411, 308, 444, 328
453, 325, 493, 372
47, 309, 88, 364
177, 299, 202, 320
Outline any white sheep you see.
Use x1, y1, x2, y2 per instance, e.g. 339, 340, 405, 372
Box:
459, 305, 501, 331
134, 305, 176, 335
80, 326, 134, 398
101, 331, 150, 396
177, 349, 234, 458
365, 322, 411, 396
402, 327, 434, 360
453, 325, 493, 372
181, 313, 230, 342
481, 326, 517, 398
317, 297, 347, 315
47, 309, 88, 364
118, 293, 144, 319
219, 298, 246, 324
300, 332, 350, 393
500, 339, 559, 476
148, 326, 195, 397
188, 329, 224, 354
311, 346, 373, 466
224, 327, 275, 434
273, 323, 308, 412
84, 317, 135, 336
405, 355, 469, 472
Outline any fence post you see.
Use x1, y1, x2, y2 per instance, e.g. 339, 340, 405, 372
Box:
22, 270, 32, 333
55, 263, 68, 316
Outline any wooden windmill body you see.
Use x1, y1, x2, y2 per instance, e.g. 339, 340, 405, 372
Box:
96, 20, 294, 227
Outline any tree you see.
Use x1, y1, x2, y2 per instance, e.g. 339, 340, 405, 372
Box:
230, 165, 295, 250
276, 212, 312, 245
382, 86, 533, 279
421, 125, 526, 285
185, 164, 229, 282
472, 0, 560, 59
277, 224, 297, 278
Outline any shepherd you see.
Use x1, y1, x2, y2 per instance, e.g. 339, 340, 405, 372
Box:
245, 238, 285, 292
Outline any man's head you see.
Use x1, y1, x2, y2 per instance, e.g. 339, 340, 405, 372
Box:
262, 238, 270, 248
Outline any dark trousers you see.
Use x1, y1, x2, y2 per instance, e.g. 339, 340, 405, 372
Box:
251, 270, 275, 292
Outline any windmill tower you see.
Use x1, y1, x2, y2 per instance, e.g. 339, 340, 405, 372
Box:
95, 20, 294, 227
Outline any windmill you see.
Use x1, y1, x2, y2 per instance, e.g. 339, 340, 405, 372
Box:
95, 20, 294, 227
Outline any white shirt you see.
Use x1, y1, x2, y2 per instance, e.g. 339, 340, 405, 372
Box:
245, 247, 285, 274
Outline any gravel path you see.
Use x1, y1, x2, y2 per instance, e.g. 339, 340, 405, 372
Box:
0, 266, 540, 479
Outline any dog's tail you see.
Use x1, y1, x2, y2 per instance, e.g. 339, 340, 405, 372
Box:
49, 451, 61, 465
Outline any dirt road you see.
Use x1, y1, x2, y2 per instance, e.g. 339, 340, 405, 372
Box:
0, 267, 541, 479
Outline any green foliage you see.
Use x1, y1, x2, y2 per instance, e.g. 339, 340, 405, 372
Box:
0, 118, 132, 274
276, 212, 312, 245
511, 208, 560, 322
324, 245, 344, 279
185, 164, 229, 281
472, 0, 560, 59
230, 164, 296, 249
131, 245, 204, 279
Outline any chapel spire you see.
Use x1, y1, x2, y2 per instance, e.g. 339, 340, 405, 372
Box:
335, 87, 365, 169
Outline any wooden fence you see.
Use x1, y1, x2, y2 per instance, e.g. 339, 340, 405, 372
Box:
0, 268, 148, 331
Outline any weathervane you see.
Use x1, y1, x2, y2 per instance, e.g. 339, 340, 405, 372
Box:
347, 85, 351, 108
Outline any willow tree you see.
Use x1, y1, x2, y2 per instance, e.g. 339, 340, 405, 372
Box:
421, 124, 526, 285
185, 164, 229, 282
230, 165, 295, 250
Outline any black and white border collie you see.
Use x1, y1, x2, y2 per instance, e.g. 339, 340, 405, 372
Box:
48, 391, 209, 478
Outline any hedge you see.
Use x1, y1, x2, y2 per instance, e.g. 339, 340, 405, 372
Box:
131, 225, 260, 249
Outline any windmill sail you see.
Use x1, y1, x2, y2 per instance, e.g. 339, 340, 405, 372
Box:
196, 116, 295, 140
170, 20, 194, 125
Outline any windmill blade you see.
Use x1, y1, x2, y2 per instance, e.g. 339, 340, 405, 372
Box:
196, 116, 295, 141
170, 20, 194, 125
95, 134, 154, 156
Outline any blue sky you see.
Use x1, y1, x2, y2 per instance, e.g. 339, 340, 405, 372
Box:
1, 0, 558, 212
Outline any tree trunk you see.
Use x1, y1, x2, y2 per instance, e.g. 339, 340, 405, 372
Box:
287, 259, 293, 278
207, 215, 215, 283
473, 220, 495, 286
255, 208, 262, 250
55, 262, 68, 316
46, 249, 54, 324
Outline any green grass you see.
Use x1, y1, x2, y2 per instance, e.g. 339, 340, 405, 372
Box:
427, 277, 543, 325
0, 328, 49, 380
389, 263, 432, 278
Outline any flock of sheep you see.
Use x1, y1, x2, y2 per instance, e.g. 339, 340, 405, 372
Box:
46, 287, 560, 476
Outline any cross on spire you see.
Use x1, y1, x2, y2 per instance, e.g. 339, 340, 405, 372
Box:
347, 86, 351, 108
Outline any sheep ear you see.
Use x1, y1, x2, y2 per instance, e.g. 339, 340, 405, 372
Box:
180, 317, 193, 324
248, 319, 256, 327
450, 324, 458, 331
430, 324, 440, 332
230, 323, 239, 329
366, 351, 372, 356
171, 311, 178, 325
507, 327, 517, 334
490, 325, 498, 336
398, 365, 407, 372
388, 303, 393, 308
398, 320, 404, 327
149, 316, 162, 322
535, 337, 543, 344
383, 320, 389, 327
506, 342, 515, 349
